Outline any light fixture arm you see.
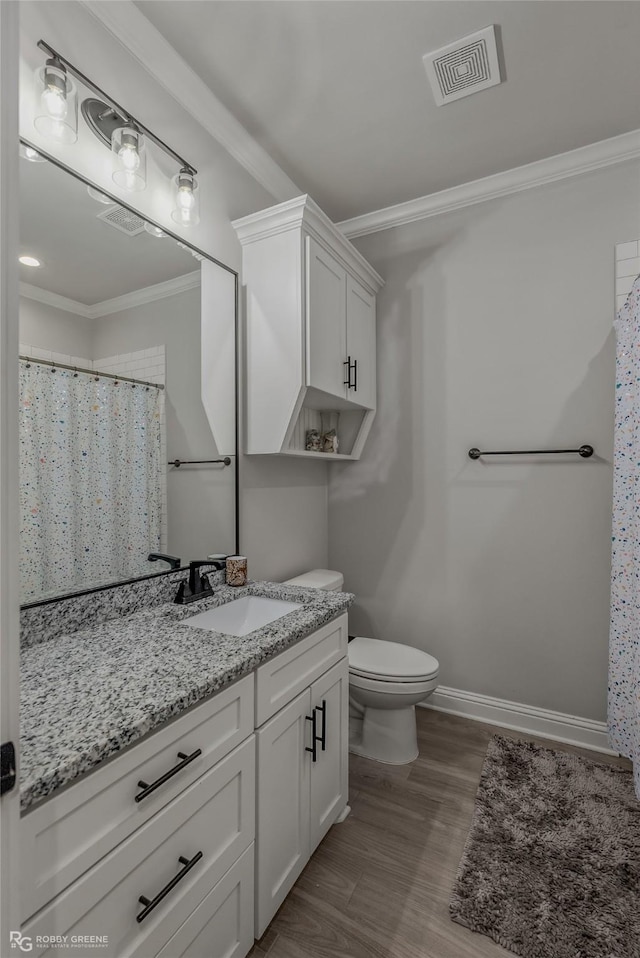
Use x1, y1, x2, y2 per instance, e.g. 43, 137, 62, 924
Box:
36, 39, 197, 175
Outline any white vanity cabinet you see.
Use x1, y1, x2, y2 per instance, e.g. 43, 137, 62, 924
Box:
233, 195, 383, 460
254, 614, 349, 937
20, 611, 350, 956
21, 675, 256, 958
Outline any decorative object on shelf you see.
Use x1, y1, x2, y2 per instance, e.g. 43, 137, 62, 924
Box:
305, 429, 322, 452
32, 40, 199, 223
321, 412, 340, 454
226, 555, 247, 587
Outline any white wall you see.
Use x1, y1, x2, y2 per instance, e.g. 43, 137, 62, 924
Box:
19, 296, 92, 357
329, 162, 640, 722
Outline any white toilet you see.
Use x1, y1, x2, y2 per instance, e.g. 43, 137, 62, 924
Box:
283, 569, 440, 765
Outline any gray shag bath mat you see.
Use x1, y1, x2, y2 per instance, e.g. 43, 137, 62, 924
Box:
450, 735, 640, 958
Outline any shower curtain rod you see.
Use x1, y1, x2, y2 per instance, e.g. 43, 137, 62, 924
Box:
20, 355, 165, 391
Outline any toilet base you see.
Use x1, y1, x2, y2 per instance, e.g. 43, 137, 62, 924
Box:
349, 704, 419, 765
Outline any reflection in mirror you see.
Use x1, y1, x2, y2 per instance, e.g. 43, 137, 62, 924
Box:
19, 149, 238, 604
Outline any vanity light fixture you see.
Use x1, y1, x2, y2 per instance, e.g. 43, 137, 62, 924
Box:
172, 168, 200, 227
34, 41, 198, 221
19, 144, 47, 163
111, 125, 146, 192
19, 255, 42, 268
143, 222, 168, 239
34, 57, 78, 144
86, 185, 113, 205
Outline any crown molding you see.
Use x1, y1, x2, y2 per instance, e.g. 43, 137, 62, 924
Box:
20, 270, 201, 320
80, 0, 300, 203
19, 283, 93, 318
90, 270, 200, 317
338, 129, 640, 239
233, 194, 384, 292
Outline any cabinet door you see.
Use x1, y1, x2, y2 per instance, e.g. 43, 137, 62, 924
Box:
255, 689, 311, 937
306, 235, 347, 399
346, 275, 376, 409
309, 658, 349, 853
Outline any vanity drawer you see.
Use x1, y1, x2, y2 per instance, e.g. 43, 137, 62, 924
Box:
255, 613, 348, 726
156, 845, 254, 958
23, 735, 255, 957
22, 674, 253, 921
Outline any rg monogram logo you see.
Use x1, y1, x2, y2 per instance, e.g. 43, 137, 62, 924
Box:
9, 932, 33, 952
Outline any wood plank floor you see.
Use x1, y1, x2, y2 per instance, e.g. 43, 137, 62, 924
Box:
249, 708, 631, 958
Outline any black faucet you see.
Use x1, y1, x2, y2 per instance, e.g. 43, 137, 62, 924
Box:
174, 558, 226, 604
148, 552, 181, 570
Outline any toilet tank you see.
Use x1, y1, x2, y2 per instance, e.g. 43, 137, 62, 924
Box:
283, 569, 344, 591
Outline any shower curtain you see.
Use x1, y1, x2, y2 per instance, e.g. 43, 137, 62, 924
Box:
20, 361, 164, 601
610, 274, 640, 799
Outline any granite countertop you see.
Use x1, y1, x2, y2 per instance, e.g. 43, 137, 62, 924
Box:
20, 581, 354, 812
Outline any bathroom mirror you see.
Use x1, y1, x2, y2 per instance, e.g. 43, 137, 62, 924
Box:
18, 145, 238, 605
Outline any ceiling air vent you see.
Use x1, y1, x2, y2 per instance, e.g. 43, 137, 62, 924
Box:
423, 25, 502, 106
96, 204, 146, 236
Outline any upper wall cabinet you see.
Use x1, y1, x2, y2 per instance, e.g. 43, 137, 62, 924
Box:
233, 196, 384, 461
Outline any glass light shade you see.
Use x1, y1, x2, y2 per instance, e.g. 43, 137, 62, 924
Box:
86, 186, 113, 205
143, 222, 167, 239
33, 60, 78, 144
111, 127, 146, 192
19, 144, 47, 163
171, 169, 200, 227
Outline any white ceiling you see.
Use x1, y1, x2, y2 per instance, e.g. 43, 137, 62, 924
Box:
135, 0, 640, 222
19, 155, 197, 304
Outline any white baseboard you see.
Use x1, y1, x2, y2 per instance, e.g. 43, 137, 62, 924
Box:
418, 685, 616, 756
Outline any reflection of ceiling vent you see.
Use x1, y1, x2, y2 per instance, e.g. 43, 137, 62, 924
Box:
423, 25, 502, 106
96, 204, 146, 236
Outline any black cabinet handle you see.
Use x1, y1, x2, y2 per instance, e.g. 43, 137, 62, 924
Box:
343, 357, 352, 387
135, 748, 202, 803
317, 700, 327, 751
137, 851, 203, 923
305, 711, 317, 762
352, 359, 358, 392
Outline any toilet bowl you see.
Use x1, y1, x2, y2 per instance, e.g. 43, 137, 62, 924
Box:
282, 569, 440, 765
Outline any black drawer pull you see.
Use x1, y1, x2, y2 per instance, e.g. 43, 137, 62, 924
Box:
305, 711, 317, 762
137, 851, 203, 923
352, 359, 358, 392
135, 748, 202, 803
317, 700, 327, 751
343, 357, 352, 387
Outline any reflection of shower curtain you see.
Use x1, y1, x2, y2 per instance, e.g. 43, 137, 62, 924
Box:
610, 274, 640, 798
19, 362, 164, 602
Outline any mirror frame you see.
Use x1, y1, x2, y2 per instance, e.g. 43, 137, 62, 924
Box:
19, 138, 240, 609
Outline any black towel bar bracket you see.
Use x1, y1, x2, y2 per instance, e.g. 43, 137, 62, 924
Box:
468, 445, 594, 460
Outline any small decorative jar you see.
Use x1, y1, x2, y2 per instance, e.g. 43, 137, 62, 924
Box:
226, 555, 247, 587
321, 412, 340, 454
305, 428, 322, 452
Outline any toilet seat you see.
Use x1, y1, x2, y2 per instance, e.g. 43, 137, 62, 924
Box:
349, 671, 439, 696
348, 637, 439, 683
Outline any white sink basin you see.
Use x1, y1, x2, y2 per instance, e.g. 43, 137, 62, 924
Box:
184, 596, 302, 637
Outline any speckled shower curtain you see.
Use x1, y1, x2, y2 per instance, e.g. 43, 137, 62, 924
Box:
609, 274, 640, 798
19, 361, 163, 602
